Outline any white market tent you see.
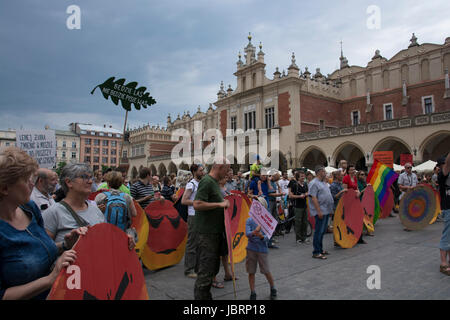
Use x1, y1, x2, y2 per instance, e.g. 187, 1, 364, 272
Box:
393, 164, 405, 172
324, 166, 338, 174
413, 160, 437, 172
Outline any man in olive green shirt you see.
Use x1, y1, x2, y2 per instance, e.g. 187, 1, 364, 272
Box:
193, 160, 230, 300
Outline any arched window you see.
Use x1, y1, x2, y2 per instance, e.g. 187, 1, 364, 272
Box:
421, 59, 430, 81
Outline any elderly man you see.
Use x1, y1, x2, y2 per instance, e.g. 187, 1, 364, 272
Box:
193, 158, 230, 300
398, 162, 418, 199
309, 165, 334, 260
30, 168, 58, 212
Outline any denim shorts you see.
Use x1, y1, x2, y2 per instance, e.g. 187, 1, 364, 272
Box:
440, 209, 450, 251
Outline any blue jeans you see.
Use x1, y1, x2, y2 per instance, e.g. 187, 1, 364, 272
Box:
440, 209, 450, 251
313, 214, 329, 255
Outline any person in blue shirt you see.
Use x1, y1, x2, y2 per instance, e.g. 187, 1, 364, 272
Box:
0, 147, 83, 300
245, 217, 277, 300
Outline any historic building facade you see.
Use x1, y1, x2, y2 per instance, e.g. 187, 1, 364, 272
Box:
70, 123, 123, 172
144, 33, 450, 174
55, 129, 81, 165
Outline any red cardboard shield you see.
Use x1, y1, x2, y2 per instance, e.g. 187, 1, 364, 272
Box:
342, 189, 364, 241
48, 223, 148, 300
141, 199, 187, 270
380, 189, 395, 219
230, 190, 252, 207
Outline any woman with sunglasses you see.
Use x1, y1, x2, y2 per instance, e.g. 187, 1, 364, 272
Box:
43, 163, 135, 250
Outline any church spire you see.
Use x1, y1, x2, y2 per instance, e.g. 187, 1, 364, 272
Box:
339, 40, 349, 69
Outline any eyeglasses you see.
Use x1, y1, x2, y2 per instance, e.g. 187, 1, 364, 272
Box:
76, 174, 93, 181
405, 167, 412, 169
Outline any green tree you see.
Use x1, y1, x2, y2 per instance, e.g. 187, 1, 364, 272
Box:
55, 161, 67, 176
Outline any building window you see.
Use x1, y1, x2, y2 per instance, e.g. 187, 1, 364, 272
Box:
319, 120, 325, 130
116, 134, 121, 138
93, 156, 99, 163
102, 140, 109, 147
62, 151, 66, 158
93, 139, 100, 146
384, 103, 394, 120
123, 150, 128, 158
85, 138, 91, 145
62, 141, 66, 148
111, 149, 116, 155
108, 133, 113, 137
90, 131, 95, 136
80, 130, 87, 134
84, 156, 91, 163
102, 149, 108, 155
102, 157, 108, 164
351, 111, 360, 126
265, 107, 275, 129
230, 116, 237, 132
85, 147, 91, 154
244, 111, 256, 131
99, 132, 105, 137
71, 152, 76, 159
111, 158, 116, 164
422, 96, 434, 114
94, 148, 100, 155
111, 141, 117, 147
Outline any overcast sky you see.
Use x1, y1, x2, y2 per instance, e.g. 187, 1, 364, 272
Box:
1, 0, 449, 132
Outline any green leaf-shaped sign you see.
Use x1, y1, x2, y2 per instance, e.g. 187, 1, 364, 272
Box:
91, 77, 156, 111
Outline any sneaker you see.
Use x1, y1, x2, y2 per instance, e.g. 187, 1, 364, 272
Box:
296, 240, 304, 244
304, 239, 311, 244
268, 244, 279, 249
186, 272, 197, 279
272, 238, 279, 243
270, 288, 277, 300
250, 292, 257, 300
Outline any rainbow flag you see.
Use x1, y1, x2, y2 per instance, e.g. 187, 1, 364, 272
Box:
367, 159, 399, 208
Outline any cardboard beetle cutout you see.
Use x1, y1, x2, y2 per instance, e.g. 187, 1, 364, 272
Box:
334, 189, 364, 248
131, 199, 149, 257
141, 199, 187, 270
361, 185, 375, 233
224, 193, 250, 263
49, 223, 148, 300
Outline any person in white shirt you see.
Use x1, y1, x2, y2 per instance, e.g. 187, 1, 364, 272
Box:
30, 168, 58, 212
398, 163, 418, 199
181, 164, 205, 278
278, 171, 290, 217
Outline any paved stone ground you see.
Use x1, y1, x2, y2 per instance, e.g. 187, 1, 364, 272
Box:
143, 215, 450, 300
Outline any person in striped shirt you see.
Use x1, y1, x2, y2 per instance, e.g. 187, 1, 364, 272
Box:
130, 167, 155, 210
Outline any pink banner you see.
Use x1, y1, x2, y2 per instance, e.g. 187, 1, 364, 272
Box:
248, 200, 277, 239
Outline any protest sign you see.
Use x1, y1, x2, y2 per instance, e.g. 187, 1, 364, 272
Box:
248, 199, 277, 239
373, 151, 393, 168
16, 130, 56, 168
400, 154, 413, 166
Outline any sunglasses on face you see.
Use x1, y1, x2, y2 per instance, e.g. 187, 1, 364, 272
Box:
76, 174, 93, 181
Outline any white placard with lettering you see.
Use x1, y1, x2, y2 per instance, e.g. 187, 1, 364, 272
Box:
248, 199, 278, 239
16, 130, 56, 169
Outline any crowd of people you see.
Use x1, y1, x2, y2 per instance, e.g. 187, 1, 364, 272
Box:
0, 145, 448, 300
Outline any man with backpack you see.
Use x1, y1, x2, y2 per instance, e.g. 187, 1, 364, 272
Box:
181, 164, 205, 279
95, 171, 137, 232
